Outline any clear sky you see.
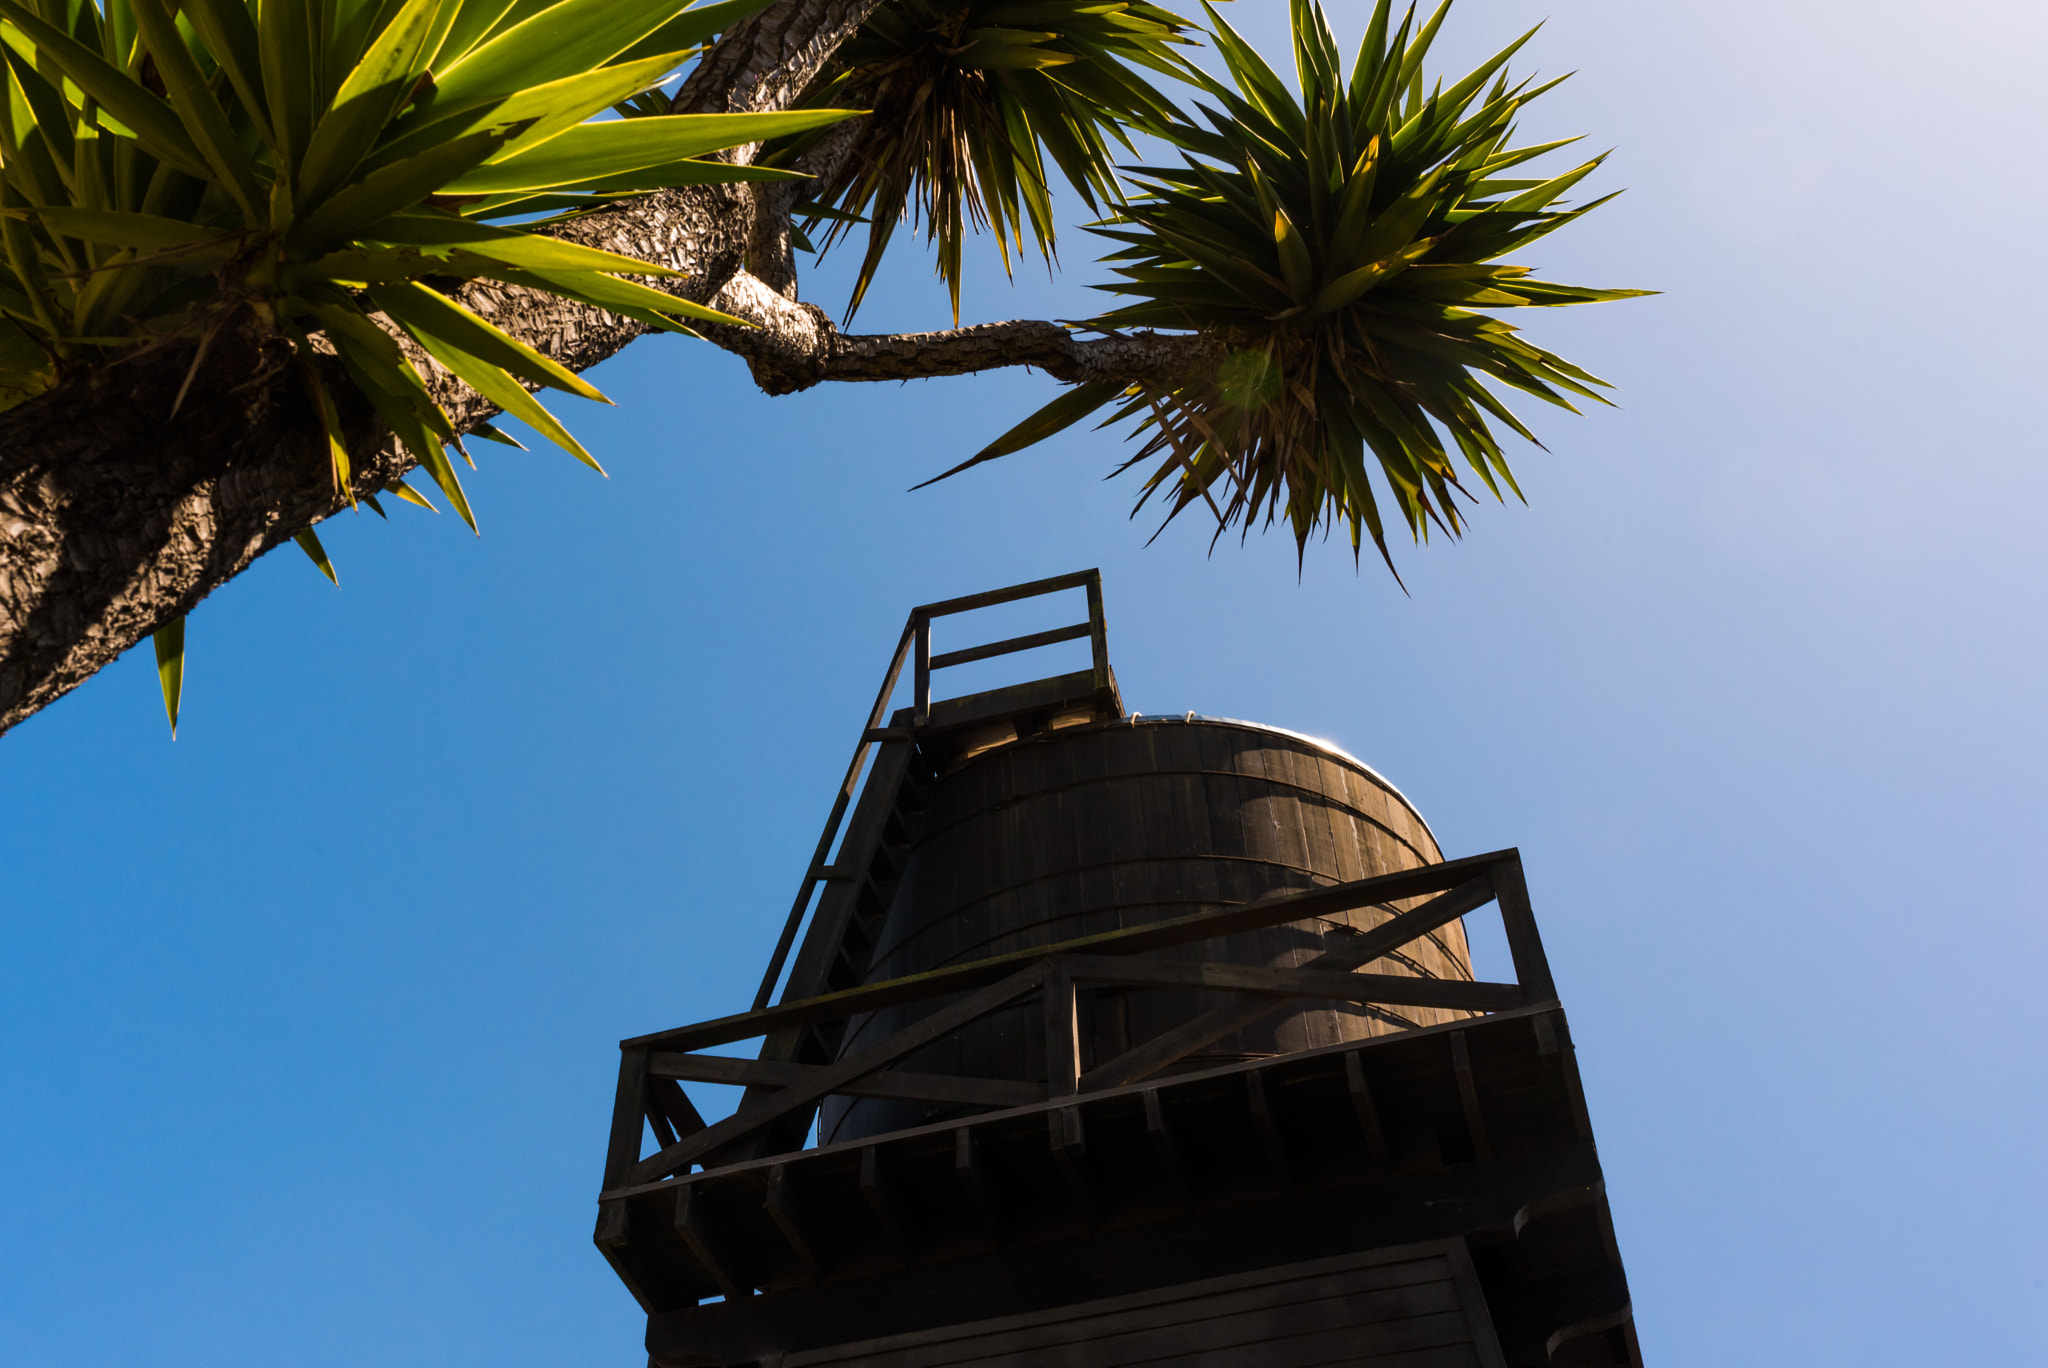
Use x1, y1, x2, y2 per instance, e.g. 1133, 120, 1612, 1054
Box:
4, 2, 2045, 1364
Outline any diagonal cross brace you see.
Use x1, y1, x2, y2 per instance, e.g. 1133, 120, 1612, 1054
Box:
1078, 873, 1504, 1092
619, 964, 1047, 1189
630, 850, 1521, 1055
1057, 952, 1524, 1013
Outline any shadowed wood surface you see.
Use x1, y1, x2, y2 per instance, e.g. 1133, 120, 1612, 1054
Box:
822, 717, 1476, 1143
781, 1242, 1506, 1368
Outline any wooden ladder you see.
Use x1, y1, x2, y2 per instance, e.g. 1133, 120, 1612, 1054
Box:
730, 570, 1119, 1160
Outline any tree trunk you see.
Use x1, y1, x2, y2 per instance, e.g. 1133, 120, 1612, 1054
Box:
0, 0, 1213, 735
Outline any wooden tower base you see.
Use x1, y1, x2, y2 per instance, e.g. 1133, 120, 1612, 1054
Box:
597, 576, 1641, 1367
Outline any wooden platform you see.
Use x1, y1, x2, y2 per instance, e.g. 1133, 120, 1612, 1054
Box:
780, 1241, 1508, 1368
599, 576, 1641, 1367
606, 998, 1635, 1367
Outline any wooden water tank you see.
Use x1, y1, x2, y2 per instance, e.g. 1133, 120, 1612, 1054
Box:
822, 714, 1475, 1143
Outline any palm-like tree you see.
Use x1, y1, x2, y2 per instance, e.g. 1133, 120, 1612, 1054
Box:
0, 0, 1644, 734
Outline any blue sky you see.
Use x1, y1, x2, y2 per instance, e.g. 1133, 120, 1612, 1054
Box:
4, 1, 2045, 1364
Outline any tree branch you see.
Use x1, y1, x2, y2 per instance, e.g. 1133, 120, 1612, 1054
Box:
693, 271, 1221, 394
0, 0, 1219, 737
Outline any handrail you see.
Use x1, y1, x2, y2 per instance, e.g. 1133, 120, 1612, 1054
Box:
750, 570, 1111, 1011
616, 849, 1551, 1193
912, 568, 1104, 725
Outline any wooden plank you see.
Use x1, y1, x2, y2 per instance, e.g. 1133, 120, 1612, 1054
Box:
611, 1003, 1567, 1204
649, 1077, 706, 1141
1058, 953, 1522, 1013
730, 738, 926, 1161
593, 1197, 628, 1250
624, 965, 1049, 1186
649, 1052, 1044, 1109
1049, 1104, 1095, 1221
1450, 1031, 1491, 1162
1143, 1088, 1190, 1208
929, 622, 1092, 671
675, 1184, 748, 1300
1074, 875, 1501, 1091
1440, 1237, 1510, 1368
913, 569, 1098, 620
921, 669, 1104, 733
1490, 854, 1556, 1005
1085, 575, 1109, 692
645, 1103, 679, 1151
954, 1127, 1005, 1242
1247, 1070, 1290, 1189
1345, 1049, 1391, 1167
754, 623, 918, 1011
602, 1048, 649, 1190
913, 620, 932, 725
1548, 1011, 1597, 1143
782, 1247, 1472, 1368
860, 1145, 909, 1259
627, 856, 1515, 1055
1045, 957, 1079, 1098
763, 1163, 820, 1284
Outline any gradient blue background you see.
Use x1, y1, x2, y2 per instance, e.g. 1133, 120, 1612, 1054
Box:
4, 1, 2044, 1363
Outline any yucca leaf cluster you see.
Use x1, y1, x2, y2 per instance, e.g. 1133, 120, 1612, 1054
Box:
785, 0, 1193, 322
0, 0, 852, 529
971, 0, 1648, 571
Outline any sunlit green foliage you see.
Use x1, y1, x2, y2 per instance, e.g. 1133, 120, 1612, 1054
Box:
0, 0, 1643, 731
778, 0, 1193, 322
955, 0, 1648, 573
0, 0, 852, 494
0, 0, 854, 724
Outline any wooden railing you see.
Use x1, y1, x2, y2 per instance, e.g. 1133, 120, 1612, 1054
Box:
748, 569, 1111, 1013
600, 848, 1555, 1202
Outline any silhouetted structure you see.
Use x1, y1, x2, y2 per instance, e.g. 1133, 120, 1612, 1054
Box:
596, 572, 1641, 1367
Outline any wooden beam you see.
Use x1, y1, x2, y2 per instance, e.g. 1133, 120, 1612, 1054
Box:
929, 622, 1091, 671
645, 1103, 678, 1151
953, 1128, 1005, 1243
913, 619, 931, 726
752, 623, 917, 1012
1044, 957, 1079, 1099
1491, 854, 1557, 1005
1059, 952, 1523, 1013
623, 965, 1047, 1186
648, 1077, 705, 1145
1246, 1070, 1290, 1189
627, 856, 1516, 1055
1143, 1088, 1190, 1209
602, 1048, 649, 1191
593, 1198, 628, 1250
1049, 1104, 1096, 1222
675, 1185, 748, 1300
1547, 1012, 1597, 1144
912, 569, 1098, 620
1075, 874, 1501, 1092
763, 1164, 820, 1284
860, 1145, 909, 1260
1451, 1031, 1492, 1162
1345, 1049, 1391, 1167
649, 1052, 1044, 1109
1085, 574, 1108, 693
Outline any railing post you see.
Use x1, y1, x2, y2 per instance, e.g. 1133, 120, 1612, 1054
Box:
913, 614, 931, 728
1085, 571, 1109, 694
603, 1047, 650, 1192
1045, 956, 1079, 1098
1491, 852, 1557, 1004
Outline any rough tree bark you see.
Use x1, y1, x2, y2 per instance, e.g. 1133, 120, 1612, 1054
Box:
0, 0, 1215, 735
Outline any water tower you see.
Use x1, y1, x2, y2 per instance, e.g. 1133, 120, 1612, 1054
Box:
595, 572, 1641, 1367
